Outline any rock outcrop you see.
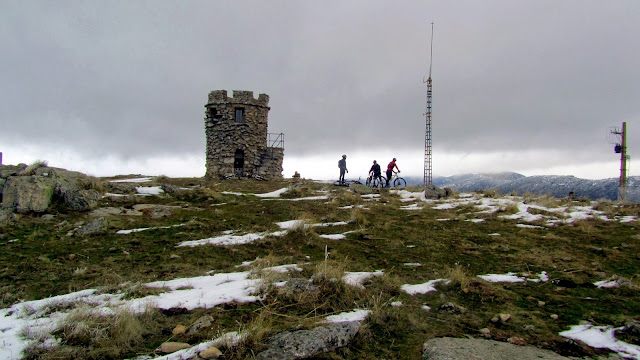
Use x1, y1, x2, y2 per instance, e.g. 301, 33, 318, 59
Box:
2, 175, 55, 213
74, 217, 109, 236
422, 337, 572, 360
0, 164, 103, 214
256, 321, 361, 360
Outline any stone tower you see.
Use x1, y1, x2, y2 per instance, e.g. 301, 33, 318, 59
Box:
204, 90, 284, 179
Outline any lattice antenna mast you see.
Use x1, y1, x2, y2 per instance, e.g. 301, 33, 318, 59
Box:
424, 22, 434, 187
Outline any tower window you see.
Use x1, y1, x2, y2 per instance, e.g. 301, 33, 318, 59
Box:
210, 109, 222, 120
235, 108, 244, 123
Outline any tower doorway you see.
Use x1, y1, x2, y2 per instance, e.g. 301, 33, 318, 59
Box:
234, 149, 245, 177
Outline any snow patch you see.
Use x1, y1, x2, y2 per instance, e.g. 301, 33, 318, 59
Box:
343, 270, 384, 289
324, 309, 371, 323
560, 324, 640, 359
136, 186, 164, 195
401, 279, 449, 295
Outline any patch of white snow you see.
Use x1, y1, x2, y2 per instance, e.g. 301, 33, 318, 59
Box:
401, 279, 449, 295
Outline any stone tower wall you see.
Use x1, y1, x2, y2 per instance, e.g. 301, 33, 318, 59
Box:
204, 90, 283, 179
259, 148, 284, 178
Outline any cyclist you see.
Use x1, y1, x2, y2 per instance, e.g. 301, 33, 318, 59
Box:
338, 154, 348, 184
386, 158, 400, 187
369, 160, 382, 185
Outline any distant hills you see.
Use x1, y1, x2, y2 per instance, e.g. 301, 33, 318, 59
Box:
405, 172, 640, 202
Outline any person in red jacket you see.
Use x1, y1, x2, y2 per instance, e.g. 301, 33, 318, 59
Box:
386, 158, 400, 187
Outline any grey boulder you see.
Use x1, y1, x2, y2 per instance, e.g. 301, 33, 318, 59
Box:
422, 337, 571, 360
256, 321, 361, 360
1, 176, 55, 213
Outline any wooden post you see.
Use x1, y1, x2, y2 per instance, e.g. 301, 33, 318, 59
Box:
619, 122, 627, 201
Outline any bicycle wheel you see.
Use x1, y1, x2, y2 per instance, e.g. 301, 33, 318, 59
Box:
372, 176, 382, 188
393, 177, 406, 189
377, 176, 388, 188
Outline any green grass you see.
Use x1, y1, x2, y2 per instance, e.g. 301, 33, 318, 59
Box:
1, 177, 639, 359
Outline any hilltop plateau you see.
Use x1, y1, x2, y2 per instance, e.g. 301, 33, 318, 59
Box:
1, 165, 639, 359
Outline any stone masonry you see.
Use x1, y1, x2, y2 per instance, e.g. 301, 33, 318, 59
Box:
204, 90, 284, 180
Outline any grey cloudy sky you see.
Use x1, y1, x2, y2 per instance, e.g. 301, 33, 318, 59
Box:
1, 1, 639, 179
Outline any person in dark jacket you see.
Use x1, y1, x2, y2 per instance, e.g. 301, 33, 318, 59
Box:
369, 160, 382, 184
338, 154, 348, 184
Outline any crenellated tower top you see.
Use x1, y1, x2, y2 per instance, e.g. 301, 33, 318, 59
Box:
206, 90, 270, 108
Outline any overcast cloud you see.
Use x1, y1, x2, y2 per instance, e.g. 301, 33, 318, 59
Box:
1, 0, 639, 180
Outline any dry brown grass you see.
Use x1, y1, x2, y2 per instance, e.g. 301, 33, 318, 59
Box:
523, 192, 564, 208
188, 186, 225, 203
366, 273, 402, 295
19, 160, 48, 176
497, 202, 520, 215
283, 214, 318, 244
281, 183, 317, 199
446, 265, 471, 291
349, 207, 369, 227
87, 176, 106, 193
480, 189, 500, 198
592, 199, 633, 219
571, 219, 599, 235
312, 255, 346, 285
250, 254, 285, 273
23, 305, 157, 360
250, 254, 297, 293
336, 189, 362, 205
96, 281, 167, 300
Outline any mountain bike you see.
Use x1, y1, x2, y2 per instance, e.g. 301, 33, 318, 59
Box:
366, 174, 386, 188
333, 178, 364, 187
386, 171, 406, 189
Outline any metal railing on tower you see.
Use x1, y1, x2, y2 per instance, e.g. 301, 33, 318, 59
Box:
267, 133, 284, 149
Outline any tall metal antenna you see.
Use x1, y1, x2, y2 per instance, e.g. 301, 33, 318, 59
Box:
424, 22, 434, 187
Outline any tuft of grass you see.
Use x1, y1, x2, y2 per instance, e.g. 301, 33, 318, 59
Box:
87, 176, 106, 193
280, 183, 317, 199
283, 215, 318, 243
591, 199, 640, 219
97, 281, 167, 300
497, 202, 520, 215
444, 187, 459, 198
23, 305, 157, 360
312, 256, 346, 286
226, 310, 276, 358
523, 192, 563, 208
570, 219, 600, 235
250, 254, 284, 274
180, 186, 224, 203
480, 189, 500, 198
332, 188, 361, 206
349, 207, 369, 226
19, 160, 48, 176
446, 265, 471, 291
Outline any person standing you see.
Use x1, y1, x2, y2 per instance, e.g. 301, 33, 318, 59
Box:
369, 160, 382, 185
338, 154, 348, 184
386, 158, 400, 187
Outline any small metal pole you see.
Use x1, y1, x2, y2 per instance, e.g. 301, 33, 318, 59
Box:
619, 122, 627, 201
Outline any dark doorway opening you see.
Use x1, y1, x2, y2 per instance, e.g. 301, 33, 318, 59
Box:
234, 149, 245, 176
